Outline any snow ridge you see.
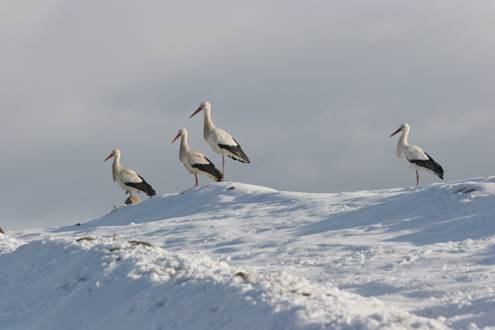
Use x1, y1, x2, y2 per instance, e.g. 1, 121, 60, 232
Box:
2, 178, 495, 329
0, 238, 446, 330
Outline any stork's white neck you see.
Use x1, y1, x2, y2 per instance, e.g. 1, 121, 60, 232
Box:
112, 153, 123, 181
396, 126, 410, 159
399, 126, 410, 146
179, 131, 191, 160
203, 108, 215, 139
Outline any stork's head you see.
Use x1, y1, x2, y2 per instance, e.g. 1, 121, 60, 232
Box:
189, 101, 211, 118
104, 148, 120, 161
171, 128, 187, 143
390, 123, 409, 137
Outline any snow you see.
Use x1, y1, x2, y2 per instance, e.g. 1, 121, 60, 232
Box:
2, 178, 495, 329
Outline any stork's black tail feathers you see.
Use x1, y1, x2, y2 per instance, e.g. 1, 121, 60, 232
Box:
219, 138, 250, 164
126, 176, 156, 197
409, 153, 444, 180
141, 181, 157, 197
226, 147, 250, 163
192, 158, 223, 182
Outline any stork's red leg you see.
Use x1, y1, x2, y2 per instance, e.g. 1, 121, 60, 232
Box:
222, 155, 225, 180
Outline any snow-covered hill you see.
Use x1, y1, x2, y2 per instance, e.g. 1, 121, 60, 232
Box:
2, 178, 495, 329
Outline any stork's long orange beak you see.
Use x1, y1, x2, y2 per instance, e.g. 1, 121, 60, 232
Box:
103, 153, 114, 162
189, 106, 203, 118
171, 132, 181, 144
390, 128, 402, 137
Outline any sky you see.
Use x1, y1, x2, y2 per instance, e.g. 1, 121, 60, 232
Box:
1, 0, 495, 229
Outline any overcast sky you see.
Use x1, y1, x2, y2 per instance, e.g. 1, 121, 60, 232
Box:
1, 0, 495, 230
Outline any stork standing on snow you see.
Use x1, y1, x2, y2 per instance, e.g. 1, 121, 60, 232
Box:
189, 101, 250, 178
390, 123, 444, 186
104, 148, 156, 197
171, 128, 223, 187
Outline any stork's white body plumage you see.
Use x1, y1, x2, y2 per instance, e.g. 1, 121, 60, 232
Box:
391, 123, 444, 186
206, 127, 238, 155
172, 128, 223, 186
396, 136, 429, 165
104, 148, 156, 197
190, 102, 250, 177
115, 168, 141, 193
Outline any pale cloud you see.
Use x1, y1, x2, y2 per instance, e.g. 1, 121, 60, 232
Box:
1, 1, 495, 229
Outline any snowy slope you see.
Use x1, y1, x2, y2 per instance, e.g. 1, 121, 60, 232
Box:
2, 178, 495, 329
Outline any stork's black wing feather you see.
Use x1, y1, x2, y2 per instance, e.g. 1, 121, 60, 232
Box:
125, 175, 156, 197
218, 138, 250, 163
191, 157, 223, 182
409, 153, 444, 179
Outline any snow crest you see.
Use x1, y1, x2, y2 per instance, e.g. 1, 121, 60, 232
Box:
3, 178, 495, 329
0, 238, 446, 330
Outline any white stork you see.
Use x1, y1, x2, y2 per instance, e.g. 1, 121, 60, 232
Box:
104, 148, 156, 197
390, 123, 444, 186
171, 128, 223, 187
189, 101, 250, 178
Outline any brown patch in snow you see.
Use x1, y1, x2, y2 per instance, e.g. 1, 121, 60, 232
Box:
125, 195, 140, 205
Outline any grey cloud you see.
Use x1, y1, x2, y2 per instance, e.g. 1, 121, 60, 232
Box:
1, 1, 495, 229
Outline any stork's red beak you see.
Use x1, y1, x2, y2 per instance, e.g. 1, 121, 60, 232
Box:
189, 106, 203, 118
171, 132, 181, 144
390, 128, 402, 137
103, 153, 114, 162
